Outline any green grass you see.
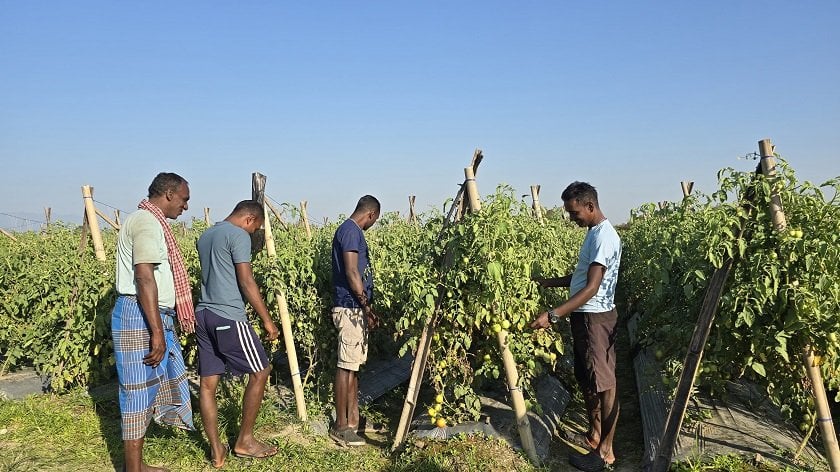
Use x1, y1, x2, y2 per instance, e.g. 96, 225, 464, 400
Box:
0, 384, 537, 472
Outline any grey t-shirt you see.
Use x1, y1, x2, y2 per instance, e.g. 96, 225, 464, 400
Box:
196, 221, 252, 322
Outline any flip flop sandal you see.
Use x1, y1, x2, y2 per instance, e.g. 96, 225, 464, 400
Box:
233, 444, 278, 459
569, 450, 607, 472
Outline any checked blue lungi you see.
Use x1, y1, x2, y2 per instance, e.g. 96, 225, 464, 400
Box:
111, 295, 195, 440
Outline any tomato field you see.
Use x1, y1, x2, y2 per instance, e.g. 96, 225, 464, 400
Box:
0, 153, 838, 468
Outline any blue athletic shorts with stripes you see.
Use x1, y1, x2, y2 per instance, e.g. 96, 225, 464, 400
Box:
195, 308, 269, 377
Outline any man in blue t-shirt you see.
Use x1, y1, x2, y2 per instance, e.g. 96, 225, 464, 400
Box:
195, 200, 279, 467
329, 195, 381, 447
531, 182, 621, 472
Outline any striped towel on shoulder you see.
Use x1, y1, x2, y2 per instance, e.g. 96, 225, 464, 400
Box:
111, 295, 194, 441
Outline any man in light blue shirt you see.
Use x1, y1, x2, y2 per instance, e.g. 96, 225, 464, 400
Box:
531, 181, 621, 472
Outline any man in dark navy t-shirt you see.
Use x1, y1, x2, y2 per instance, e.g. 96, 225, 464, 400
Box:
329, 195, 380, 447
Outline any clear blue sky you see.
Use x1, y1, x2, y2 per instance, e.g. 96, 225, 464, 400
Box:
2, 1, 838, 231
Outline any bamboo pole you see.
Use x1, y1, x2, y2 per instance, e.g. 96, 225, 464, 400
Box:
758, 139, 839, 470
78, 213, 89, 254
94, 208, 120, 230
758, 139, 788, 231
300, 201, 312, 239
530, 185, 544, 224
464, 167, 481, 212
497, 329, 539, 464
262, 202, 277, 261
265, 200, 289, 231
680, 181, 694, 198
204, 207, 211, 226
252, 172, 307, 422
0, 228, 17, 242
393, 150, 484, 451
408, 195, 417, 225
81, 186, 107, 261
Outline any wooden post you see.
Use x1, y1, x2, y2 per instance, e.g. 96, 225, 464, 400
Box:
0, 228, 17, 242
251, 172, 307, 422
204, 207, 211, 226
78, 212, 89, 254
497, 329, 539, 464
680, 181, 694, 198
408, 195, 418, 225
44, 207, 51, 231
95, 207, 120, 230
81, 185, 107, 261
530, 185, 544, 224
758, 139, 839, 470
300, 201, 312, 239
114, 210, 121, 227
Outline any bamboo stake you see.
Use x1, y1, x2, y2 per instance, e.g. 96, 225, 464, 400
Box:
78, 212, 89, 255
464, 167, 481, 212
680, 181, 694, 198
758, 139, 787, 231
262, 202, 277, 261
81, 186, 107, 261
204, 207, 211, 226
276, 287, 308, 421
530, 185, 544, 224
498, 329, 539, 464
95, 208, 120, 230
408, 195, 417, 225
758, 139, 838, 470
393, 150, 483, 451
0, 228, 17, 242
265, 200, 289, 231
252, 172, 307, 422
300, 201, 312, 239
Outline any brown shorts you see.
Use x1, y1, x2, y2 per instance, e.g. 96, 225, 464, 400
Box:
332, 307, 368, 372
570, 308, 618, 394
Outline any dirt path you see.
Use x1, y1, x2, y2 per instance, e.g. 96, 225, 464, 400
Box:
547, 314, 645, 471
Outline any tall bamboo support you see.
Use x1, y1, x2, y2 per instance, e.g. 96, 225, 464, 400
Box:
95, 208, 120, 230
497, 329, 539, 464
408, 195, 418, 225
393, 149, 484, 452
530, 185, 544, 224
204, 207, 211, 226
758, 138, 838, 470
252, 172, 307, 422
265, 200, 289, 231
81, 185, 107, 261
300, 201, 312, 239
464, 167, 481, 213
0, 229, 17, 242
262, 202, 277, 261
680, 181, 694, 198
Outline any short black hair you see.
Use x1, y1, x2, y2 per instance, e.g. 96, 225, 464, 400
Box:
231, 200, 265, 218
148, 173, 187, 198
561, 181, 599, 206
353, 195, 380, 214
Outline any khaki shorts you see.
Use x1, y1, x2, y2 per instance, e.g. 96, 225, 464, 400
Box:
332, 307, 368, 372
